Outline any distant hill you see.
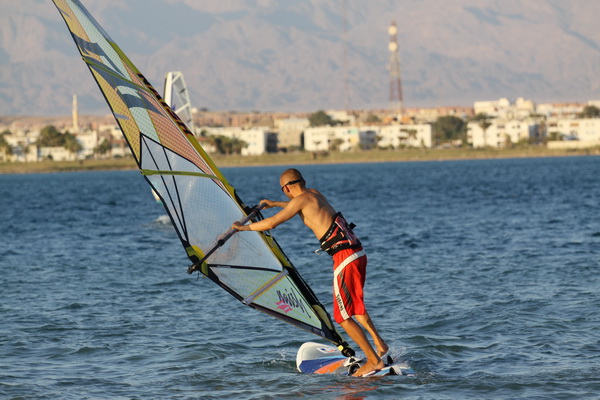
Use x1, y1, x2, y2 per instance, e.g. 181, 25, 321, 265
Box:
1, 0, 599, 115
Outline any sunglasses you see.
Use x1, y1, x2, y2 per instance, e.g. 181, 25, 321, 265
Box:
281, 179, 303, 192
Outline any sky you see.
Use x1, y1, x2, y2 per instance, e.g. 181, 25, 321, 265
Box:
1, 0, 600, 115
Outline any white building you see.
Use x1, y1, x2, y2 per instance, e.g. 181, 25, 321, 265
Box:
536, 102, 585, 118
75, 129, 98, 159
377, 123, 433, 148
95, 124, 130, 158
546, 118, 600, 149
2, 127, 39, 162
39, 146, 78, 161
467, 118, 541, 148
304, 126, 364, 152
474, 97, 535, 119
203, 127, 277, 155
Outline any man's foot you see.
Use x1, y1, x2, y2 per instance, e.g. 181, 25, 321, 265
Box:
352, 358, 385, 377
376, 342, 389, 358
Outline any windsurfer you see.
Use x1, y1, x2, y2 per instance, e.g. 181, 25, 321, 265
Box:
232, 168, 389, 377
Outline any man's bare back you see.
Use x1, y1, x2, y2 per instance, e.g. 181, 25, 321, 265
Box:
293, 189, 337, 239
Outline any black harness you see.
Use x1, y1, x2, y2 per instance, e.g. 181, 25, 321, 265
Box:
319, 212, 361, 256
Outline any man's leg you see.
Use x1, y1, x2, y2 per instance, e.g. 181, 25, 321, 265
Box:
340, 318, 384, 376
354, 312, 389, 357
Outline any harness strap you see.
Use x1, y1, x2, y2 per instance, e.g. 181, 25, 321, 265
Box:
320, 212, 361, 256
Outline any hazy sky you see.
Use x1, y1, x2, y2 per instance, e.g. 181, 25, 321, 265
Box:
1, 0, 600, 115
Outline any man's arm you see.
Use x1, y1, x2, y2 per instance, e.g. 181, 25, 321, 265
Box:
260, 199, 288, 209
233, 197, 302, 232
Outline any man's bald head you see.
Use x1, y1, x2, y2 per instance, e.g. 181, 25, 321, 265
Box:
280, 168, 304, 183
279, 168, 306, 195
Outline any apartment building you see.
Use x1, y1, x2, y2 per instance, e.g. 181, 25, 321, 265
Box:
377, 123, 433, 148
467, 118, 542, 148
474, 97, 535, 119
273, 117, 309, 151
203, 126, 277, 155
546, 118, 600, 149
304, 126, 380, 151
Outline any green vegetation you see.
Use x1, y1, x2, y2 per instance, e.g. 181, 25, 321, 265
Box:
0, 130, 12, 158
36, 125, 64, 146
364, 114, 381, 124
37, 125, 82, 156
432, 115, 466, 144
308, 110, 339, 127
578, 105, 600, 118
63, 132, 82, 154
208, 135, 248, 155
94, 138, 112, 157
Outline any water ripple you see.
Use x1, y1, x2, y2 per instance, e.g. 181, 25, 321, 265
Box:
2, 159, 600, 399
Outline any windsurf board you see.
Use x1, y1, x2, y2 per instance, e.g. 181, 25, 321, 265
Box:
296, 342, 415, 377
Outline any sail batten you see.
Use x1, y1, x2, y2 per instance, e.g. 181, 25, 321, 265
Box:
53, 0, 352, 354
140, 169, 220, 180
242, 269, 290, 306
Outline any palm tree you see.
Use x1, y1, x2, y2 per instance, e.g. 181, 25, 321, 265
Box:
0, 131, 12, 160
472, 113, 494, 147
94, 138, 112, 158
229, 137, 248, 155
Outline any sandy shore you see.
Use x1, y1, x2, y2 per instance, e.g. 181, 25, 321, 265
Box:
1, 147, 598, 174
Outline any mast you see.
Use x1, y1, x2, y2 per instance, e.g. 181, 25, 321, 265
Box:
388, 21, 403, 116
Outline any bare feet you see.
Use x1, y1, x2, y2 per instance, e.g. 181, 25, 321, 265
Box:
352, 358, 385, 377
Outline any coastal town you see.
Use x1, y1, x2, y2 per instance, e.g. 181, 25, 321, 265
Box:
1, 96, 599, 163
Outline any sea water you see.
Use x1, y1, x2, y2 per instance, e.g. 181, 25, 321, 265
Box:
1, 156, 599, 399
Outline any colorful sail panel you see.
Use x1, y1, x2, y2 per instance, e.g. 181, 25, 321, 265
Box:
52, 0, 351, 353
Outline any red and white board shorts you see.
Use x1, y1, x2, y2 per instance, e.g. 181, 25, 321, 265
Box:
332, 247, 367, 324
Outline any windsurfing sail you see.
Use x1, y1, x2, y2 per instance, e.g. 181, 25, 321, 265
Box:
163, 71, 195, 135
52, 0, 353, 356
151, 71, 194, 204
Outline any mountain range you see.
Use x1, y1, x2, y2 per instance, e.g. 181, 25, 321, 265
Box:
1, 0, 599, 116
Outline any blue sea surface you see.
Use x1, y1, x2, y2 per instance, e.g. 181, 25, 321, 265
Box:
1, 156, 599, 399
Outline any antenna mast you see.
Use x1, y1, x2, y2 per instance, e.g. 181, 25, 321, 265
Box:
388, 21, 403, 115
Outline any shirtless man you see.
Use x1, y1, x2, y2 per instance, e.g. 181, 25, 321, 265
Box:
232, 168, 389, 377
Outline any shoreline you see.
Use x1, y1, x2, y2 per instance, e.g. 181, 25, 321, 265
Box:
1, 147, 598, 174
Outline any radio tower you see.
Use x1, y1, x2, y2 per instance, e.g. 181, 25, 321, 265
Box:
388, 21, 403, 115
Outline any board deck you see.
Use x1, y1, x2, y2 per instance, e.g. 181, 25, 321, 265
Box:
296, 342, 415, 377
